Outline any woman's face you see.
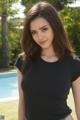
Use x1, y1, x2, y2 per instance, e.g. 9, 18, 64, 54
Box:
30, 17, 54, 49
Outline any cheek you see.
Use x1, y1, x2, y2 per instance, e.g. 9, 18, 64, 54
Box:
32, 34, 36, 41
48, 31, 54, 41
32, 35, 38, 44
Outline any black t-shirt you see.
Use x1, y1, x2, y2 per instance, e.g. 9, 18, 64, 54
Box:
15, 55, 80, 120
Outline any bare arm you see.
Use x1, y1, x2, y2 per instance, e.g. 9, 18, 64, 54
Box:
17, 69, 25, 120
72, 76, 80, 120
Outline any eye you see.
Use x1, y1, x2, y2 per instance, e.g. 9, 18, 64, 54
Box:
31, 31, 36, 35
42, 27, 48, 32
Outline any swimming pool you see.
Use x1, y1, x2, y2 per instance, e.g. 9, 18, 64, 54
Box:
0, 72, 18, 102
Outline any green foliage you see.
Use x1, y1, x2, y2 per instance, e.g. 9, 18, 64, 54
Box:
0, 0, 21, 68
60, 7, 80, 56
7, 17, 22, 65
0, 0, 18, 15
21, 0, 76, 11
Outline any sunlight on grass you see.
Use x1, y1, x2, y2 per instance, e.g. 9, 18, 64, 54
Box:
0, 100, 18, 120
67, 89, 77, 120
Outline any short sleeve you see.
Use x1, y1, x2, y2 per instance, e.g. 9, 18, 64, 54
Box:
14, 56, 23, 72
71, 58, 80, 82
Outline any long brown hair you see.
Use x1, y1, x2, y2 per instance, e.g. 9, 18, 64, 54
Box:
20, 1, 75, 73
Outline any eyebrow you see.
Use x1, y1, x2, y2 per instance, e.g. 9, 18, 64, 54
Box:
30, 25, 48, 32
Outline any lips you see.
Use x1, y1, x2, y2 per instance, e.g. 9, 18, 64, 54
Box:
39, 40, 47, 44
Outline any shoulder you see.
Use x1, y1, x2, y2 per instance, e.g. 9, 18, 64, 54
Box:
70, 56, 80, 81
14, 53, 33, 72
63, 54, 80, 65
62, 54, 80, 81
14, 53, 23, 72
70, 56, 80, 67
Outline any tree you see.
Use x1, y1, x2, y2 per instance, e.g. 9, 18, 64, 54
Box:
7, 17, 22, 65
60, 7, 80, 56
0, 0, 20, 68
21, 0, 76, 11
0, 0, 8, 67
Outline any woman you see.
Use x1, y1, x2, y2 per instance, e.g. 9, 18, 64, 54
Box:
15, 1, 80, 120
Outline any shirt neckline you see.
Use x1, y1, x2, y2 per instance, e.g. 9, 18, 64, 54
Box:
39, 56, 61, 64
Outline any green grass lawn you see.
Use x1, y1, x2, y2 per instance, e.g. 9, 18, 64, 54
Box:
67, 89, 77, 120
0, 100, 18, 120
0, 89, 77, 120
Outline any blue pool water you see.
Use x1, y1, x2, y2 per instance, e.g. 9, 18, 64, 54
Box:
0, 72, 18, 101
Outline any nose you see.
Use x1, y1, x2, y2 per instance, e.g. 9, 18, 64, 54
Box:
37, 32, 43, 41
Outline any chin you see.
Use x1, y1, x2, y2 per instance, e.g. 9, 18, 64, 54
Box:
40, 45, 50, 49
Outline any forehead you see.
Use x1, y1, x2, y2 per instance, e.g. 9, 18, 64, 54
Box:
30, 17, 50, 30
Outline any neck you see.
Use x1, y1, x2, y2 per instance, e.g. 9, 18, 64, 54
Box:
41, 47, 56, 58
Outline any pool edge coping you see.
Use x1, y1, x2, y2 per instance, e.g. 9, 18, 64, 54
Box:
0, 70, 17, 75
0, 96, 19, 102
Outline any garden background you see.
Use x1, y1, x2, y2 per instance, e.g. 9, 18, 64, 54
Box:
0, 0, 80, 120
